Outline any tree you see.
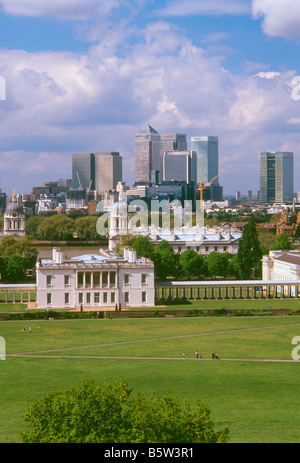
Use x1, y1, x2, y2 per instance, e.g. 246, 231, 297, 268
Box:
178, 249, 205, 279
153, 240, 177, 280
74, 216, 99, 240
37, 215, 75, 240
20, 378, 229, 443
237, 216, 262, 279
0, 236, 38, 279
113, 234, 136, 255
206, 252, 230, 279
5, 254, 25, 282
131, 236, 155, 260
271, 233, 294, 251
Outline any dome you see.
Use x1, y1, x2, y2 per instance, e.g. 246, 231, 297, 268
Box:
6, 202, 24, 214
5, 190, 24, 215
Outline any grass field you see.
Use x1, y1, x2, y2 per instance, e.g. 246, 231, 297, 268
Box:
1, 315, 300, 443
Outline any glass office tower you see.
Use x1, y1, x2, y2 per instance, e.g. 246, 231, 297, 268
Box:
260, 151, 294, 204
159, 133, 187, 183
72, 153, 95, 190
191, 136, 223, 201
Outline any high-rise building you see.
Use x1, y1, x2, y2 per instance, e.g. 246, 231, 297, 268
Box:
163, 150, 197, 184
72, 153, 95, 190
94, 152, 122, 196
260, 151, 294, 204
191, 136, 223, 201
72, 152, 122, 195
159, 133, 187, 183
135, 125, 160, 184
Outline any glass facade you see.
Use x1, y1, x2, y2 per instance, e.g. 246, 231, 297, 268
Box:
191, 136, 219, 186
260, 152, 294, 204
159, 133, 187, 183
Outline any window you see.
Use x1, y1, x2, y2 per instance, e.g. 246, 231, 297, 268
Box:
124, 274, 130, 285
205, 246, 209, 252
103, 292, 108, 303
141, 274, 147, 284
86, 293, 91, 304
102, 272, 108, 287
47, 293, 52, 304
93, 272, 100, 287
94, 293, 100, 304
65, 293, 70, 304
214, 246, 218, 252
86, 272, 91, 288
79, 293, 83, 304
64, 275, 70, 286
78, 272, 84, 288
125, 292, 129, 303
46, 275, 52, 286
142, 292, 147, 303
111, 292, 115, 303
223, 246, 227, 252
110, 272, 116, 287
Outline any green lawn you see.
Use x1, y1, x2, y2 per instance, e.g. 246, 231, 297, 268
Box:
1, 316, 300, 443
154, 298, 300, 311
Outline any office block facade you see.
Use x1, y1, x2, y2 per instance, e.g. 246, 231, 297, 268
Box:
94, 152, 122, 196
72, 152, 122, 195
135, 125, 160, 184
260, 151, 294, 204
163, 150, 197, 184
191, 136, 219, 185
72, 153, 95, 190
159, 133, 187, 182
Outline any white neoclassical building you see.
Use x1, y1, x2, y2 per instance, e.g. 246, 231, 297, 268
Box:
36, 247, 155, 309
262, 250, 300, 296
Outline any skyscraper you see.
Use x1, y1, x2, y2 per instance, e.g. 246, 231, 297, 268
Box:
135, 125, 160, 184
163, 150, 197, 184
72, 153, 95, 190
94, 152, 122, 196
72, 152, 122, 195
191, 136, 223, 201
260, 151, 294, 204
159, 133, 187, 182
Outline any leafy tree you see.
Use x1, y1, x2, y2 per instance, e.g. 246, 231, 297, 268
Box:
37, 215, 75, 241
131, 236, 155, 260
153, 240, 177, 280
25, 216, 45, 238
206, 252, 230, 279
237, 216, 262, 279
178, 249, 205, 279
74, 216, 99, 240
5, 254, 25, 282
0, 236, 38, 279
271, 233, 294, 251
20, 378, 229, 443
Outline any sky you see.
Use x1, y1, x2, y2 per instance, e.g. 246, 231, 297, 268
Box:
0, 0, 300, 197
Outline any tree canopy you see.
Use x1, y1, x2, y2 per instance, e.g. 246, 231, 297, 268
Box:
20, 378, 229, 443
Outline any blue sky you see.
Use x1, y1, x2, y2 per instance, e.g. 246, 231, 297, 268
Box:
0, 0, 300, 196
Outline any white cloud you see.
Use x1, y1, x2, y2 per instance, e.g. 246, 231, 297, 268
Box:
0, 17, 299, 194
156, 0, 251, 17
252, 0, 300, 39
0, 0, 122, 20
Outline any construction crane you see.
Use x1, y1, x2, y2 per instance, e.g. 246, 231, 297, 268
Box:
198, 173, 219, 212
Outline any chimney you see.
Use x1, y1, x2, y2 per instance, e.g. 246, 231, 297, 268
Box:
128, 248, 137, 263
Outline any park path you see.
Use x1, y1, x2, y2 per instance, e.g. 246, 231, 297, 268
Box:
6, 322, 300, 363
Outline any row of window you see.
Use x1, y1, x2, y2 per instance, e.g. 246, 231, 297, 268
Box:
177, 246, 229, 253
46, 273, 148, 287
46, 291, 148, 305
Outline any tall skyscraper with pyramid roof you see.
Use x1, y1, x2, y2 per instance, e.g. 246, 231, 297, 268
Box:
135, 125, 160, 184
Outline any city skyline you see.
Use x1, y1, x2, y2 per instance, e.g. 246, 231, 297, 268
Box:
0, 1, 300, 195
